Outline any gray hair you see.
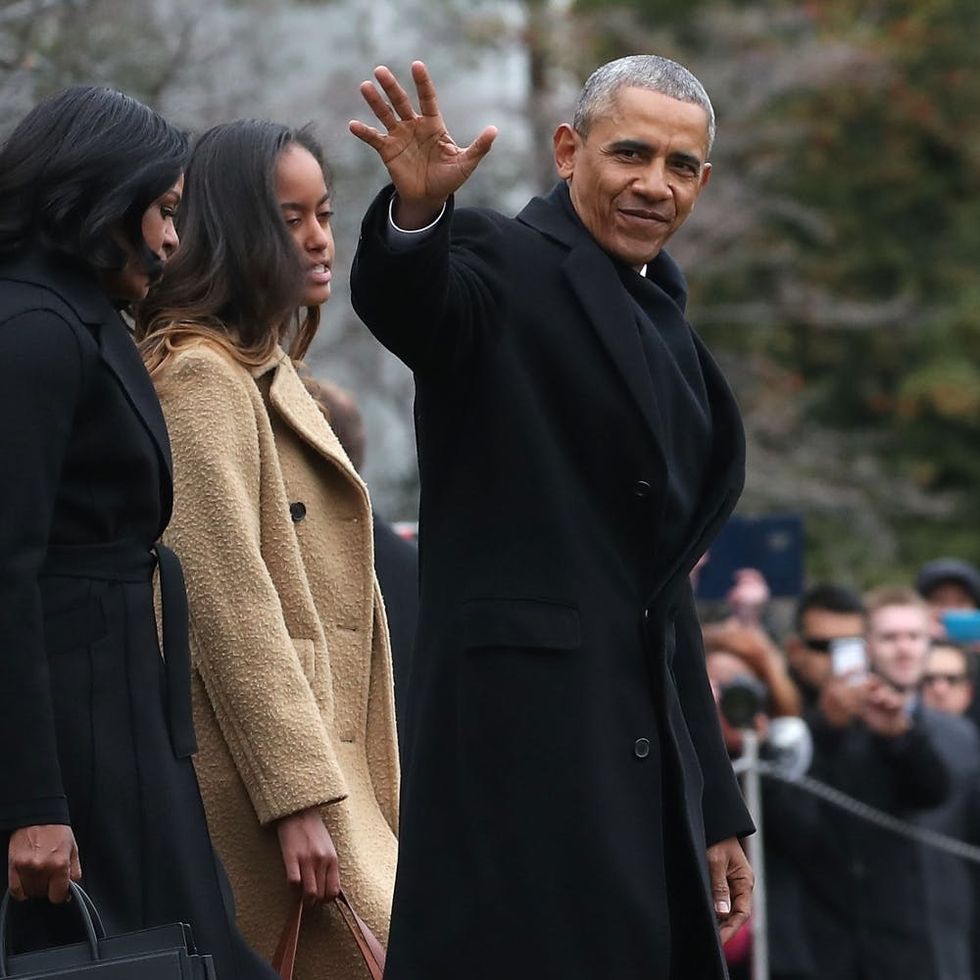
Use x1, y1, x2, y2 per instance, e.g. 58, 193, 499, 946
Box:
572, 55, 715, 155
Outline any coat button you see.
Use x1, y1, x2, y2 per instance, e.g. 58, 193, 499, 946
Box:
634, 738, 651, 759
633, 480, 652, 497
289, 502, 307, 523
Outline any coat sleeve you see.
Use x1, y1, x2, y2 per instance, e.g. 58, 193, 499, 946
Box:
672, 582, 755, 844
0, 309, 83, 831
350, 185, 505, 376
158, 349, 349, 826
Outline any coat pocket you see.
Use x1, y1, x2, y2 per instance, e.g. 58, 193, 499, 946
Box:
457, 597, 581, 651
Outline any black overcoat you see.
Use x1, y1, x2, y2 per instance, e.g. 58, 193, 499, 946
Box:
0, 251, 273, 979
351, 184, 752, 979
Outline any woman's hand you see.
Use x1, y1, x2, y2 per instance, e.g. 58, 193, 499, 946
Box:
275, 807, 340, 905
8, 824, 81, 903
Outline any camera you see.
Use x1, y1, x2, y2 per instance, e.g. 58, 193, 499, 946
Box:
719, 675, 768, 729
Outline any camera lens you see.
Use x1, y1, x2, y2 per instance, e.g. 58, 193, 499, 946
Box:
719, 676, 767, 729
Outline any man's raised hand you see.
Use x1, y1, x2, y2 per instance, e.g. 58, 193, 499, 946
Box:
349, 61, 497, 229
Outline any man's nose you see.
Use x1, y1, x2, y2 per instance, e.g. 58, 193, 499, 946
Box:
635, 160, 671, 200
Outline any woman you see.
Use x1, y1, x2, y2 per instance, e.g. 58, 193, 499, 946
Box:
137, 121, 399, 977
0, 86, 274, 979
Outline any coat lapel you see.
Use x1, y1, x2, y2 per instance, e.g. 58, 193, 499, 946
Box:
518, 186, 665, 455
0, 252, 175, 524
650, 341, 746, 606
517, 184, 746, 602
97, 315, 174, 485
260, 352, 370, 499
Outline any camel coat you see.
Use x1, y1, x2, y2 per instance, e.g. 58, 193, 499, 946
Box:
155, 342, 399, 979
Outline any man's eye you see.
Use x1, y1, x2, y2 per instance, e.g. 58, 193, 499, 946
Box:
317, 210, 333, 225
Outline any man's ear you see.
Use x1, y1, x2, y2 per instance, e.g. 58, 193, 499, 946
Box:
553, 123, 579, 180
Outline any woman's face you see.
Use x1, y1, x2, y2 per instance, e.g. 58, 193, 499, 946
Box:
275, 144, 334, 307
103, 176, 183, 302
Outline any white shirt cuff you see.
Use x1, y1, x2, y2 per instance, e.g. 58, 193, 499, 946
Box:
386, 194, 447, 250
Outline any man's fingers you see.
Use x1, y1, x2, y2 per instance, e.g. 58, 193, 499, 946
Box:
373, 66, 417, 122
707, 850, 732, 916
69, 848, 82, 882
411, 60, 440, 117
718, 908, 750, 945
358, 80, 400, 131
462, 127, 498, 168
348, 120, 387, 152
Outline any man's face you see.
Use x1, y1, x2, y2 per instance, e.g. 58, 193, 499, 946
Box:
867, 604, 932, 690
554, 87, 711, 269
926, 580, 977, 613
921, 645, 974, 715
789, 608, 866, 690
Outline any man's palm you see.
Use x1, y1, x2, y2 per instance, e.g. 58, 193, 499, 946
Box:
349, 62, 496, 210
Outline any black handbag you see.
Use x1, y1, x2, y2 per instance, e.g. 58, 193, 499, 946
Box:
0, 883, 216, 978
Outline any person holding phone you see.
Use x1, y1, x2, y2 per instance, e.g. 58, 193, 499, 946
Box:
795, 586, 977, 980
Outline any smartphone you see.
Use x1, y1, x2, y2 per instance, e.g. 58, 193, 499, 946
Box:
940, 610, 980, 644
829, 636, 867, 679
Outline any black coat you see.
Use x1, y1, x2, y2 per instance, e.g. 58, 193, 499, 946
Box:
796, 704, 956, 980
0, 252, 273, 979
351, 184, 752, 979
915, 709, 979, 980
372, 518, 419, 753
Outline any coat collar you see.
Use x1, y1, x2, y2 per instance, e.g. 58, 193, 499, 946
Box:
517, 185, 745, 603
1, 249, 175, 525
254, 348, 371, 500
517, 183, 669, 457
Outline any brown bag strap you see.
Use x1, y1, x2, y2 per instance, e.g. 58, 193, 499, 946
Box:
271, 891, 386, 980
271, 896, 303, 979
334, 890, 386, 979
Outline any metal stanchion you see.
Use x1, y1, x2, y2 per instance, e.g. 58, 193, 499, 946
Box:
739, 729, 769, 980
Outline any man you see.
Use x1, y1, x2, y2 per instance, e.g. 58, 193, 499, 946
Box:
349, 56, 753, 979
921, 640, 976, 717
784, 583, 866, 710
799, 587, 975, 980
916, 557, 980, 615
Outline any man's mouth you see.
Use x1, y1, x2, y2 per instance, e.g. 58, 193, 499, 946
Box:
619, 207, 671, 223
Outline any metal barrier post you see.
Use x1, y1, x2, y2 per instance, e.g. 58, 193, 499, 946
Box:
739, 729, 769, 980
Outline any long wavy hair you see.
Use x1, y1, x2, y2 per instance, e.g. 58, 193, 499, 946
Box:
136, 119, 330, 375
0, 85, 187, 281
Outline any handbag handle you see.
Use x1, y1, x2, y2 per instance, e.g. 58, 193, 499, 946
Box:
0, 882, 103, 977
272, 890, 385, 980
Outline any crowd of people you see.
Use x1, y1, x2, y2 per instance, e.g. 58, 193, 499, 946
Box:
706, 562, 980, 980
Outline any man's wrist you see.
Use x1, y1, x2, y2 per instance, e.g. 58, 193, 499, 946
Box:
391, 193, 446, 231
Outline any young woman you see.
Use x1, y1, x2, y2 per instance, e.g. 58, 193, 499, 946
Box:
137, 121, 399, 978
0, 86, 274, 979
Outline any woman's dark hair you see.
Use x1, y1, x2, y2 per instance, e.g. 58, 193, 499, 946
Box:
0, 85, 188, 281
137, 119, 330, 373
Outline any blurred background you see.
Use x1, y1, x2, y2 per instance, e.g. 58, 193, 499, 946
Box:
3, 0, 977, 586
